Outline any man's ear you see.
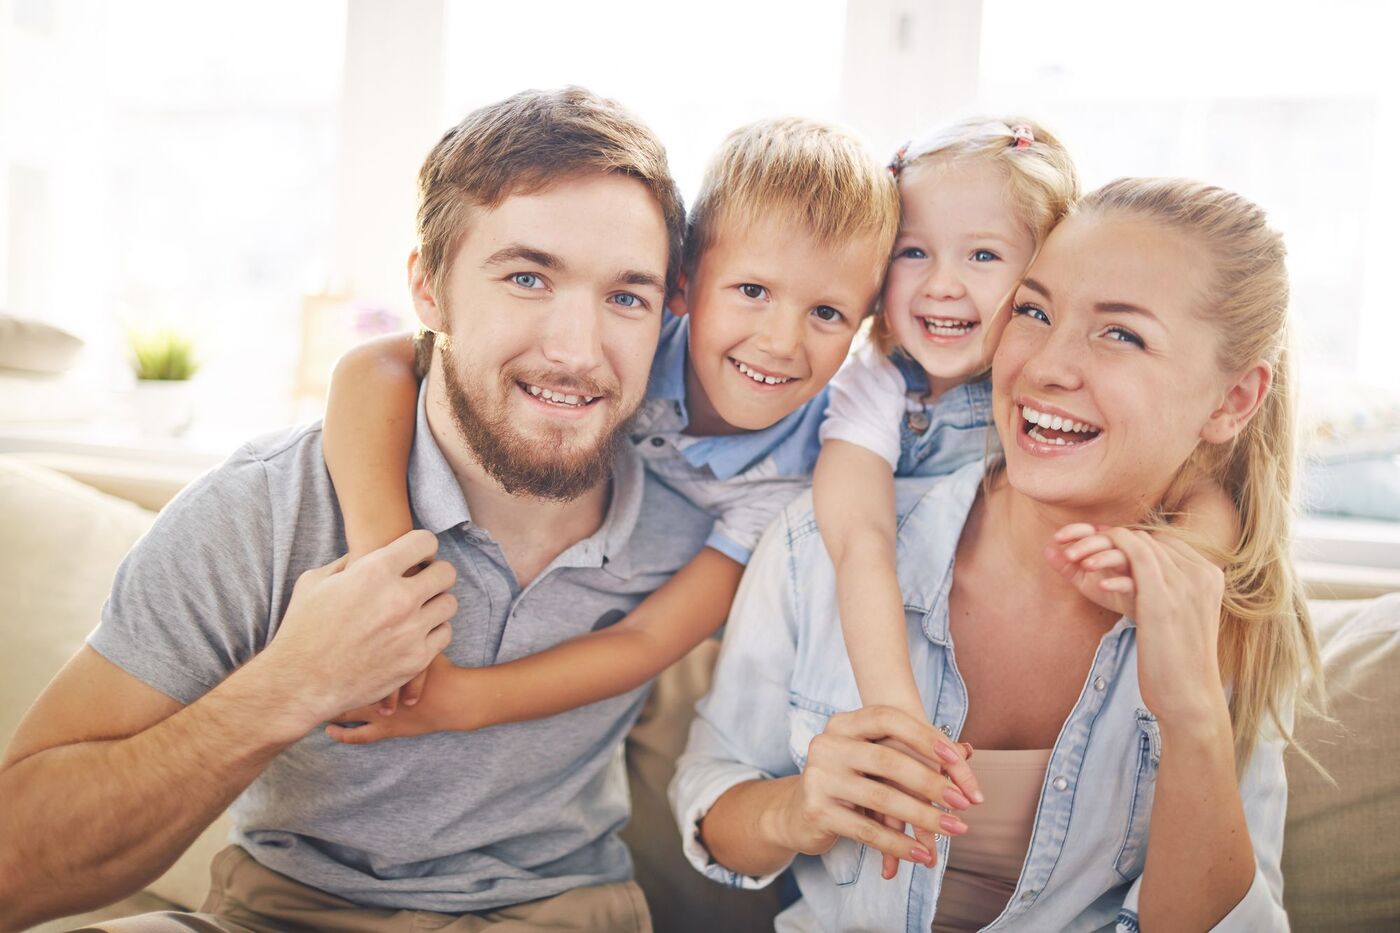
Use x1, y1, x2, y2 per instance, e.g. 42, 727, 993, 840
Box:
1201, 359, 1272, 445
407, 250, 445, 332
669, 272, 690, 318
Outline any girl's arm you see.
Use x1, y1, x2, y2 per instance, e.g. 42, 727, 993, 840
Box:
813, 439, 926, 720
325, 547, 744, 741
323, 333, 420, 562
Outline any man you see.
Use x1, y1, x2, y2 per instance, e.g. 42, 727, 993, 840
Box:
0, 87, 708, 932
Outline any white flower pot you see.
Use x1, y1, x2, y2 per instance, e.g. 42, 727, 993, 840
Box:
132, 379, 195, 437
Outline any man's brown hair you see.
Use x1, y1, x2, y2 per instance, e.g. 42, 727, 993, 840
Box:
416, 86, 686, 304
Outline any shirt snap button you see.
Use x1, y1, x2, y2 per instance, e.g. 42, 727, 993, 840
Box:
1093, 676, 1106, 691
1021, 889, 1036, 901
1052, 776, 1069, 791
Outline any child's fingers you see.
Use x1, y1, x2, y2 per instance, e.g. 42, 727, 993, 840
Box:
401, 669, 430, 707
1080, 550, 1128, 573
325, 721, 388, 744
1098, 576, 1136, 595
1060, 534, 1116, 563
960, 742, 974, 761
871, 810, 904, 880
377, 690, 400, 716
1052, 523, 1098, 544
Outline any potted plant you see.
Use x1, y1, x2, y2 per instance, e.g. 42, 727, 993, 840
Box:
128, 328, 200, 436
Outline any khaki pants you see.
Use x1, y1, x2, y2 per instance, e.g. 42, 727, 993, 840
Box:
619, 640, 783, 933
79, 845, 651, 933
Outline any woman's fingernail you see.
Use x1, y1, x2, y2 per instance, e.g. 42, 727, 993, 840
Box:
944, 788, 971, 810
910, 845, 931, 864
405, 697, 419, 706
939, 815, 968, 834
935, 742, 962, 764
970, 788, 984, 804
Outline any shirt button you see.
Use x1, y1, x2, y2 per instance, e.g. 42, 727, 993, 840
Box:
938, 723, 953, 735
1020, 889, 1037, 901
650, 436, 666, 447
1093, 676, 1106, 691
1052, 776, 1069, 792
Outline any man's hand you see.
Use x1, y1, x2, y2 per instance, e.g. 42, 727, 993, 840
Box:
254, 529, 457, 730
325, 653, 468, 743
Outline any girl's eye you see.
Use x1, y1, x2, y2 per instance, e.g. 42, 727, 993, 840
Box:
739, 283, 769, 300
896, 246, 927, 260
1105, 326, 1145, 348
971, 249, 1000, 262
510, 272, 544, 289
1011, 302, 1050, 324
812, 305, 845, 324
611, 292, 646, 310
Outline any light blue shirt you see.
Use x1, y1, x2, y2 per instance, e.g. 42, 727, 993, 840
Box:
671, 462, 1290, 932
630, 311, 827, 564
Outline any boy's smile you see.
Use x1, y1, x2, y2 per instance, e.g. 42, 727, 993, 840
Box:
673, 214, 885, 435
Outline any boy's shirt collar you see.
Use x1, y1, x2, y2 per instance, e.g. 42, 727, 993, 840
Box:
641, 310, 826, 481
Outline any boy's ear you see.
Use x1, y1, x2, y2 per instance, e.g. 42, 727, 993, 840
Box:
1201, 359, 1271, 445
407, 250, 446, 332
669, 272, 691, 318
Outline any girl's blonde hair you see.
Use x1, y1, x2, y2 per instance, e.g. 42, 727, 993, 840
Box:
870, 117, 1080, 355
1082, 177, 1323, 772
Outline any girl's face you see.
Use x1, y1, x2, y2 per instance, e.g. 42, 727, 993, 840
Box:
992, 210, 1255, 519
881, 159, 1037, 395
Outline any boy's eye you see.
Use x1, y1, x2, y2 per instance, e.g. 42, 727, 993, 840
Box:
812, 305, 845, 323
739, 284, 769, 300
510, 272, 544, 289
971, 249, 1000, 262
1012, 302, 1049, 324
896, 246, 927, 260
1105, 326, 1145, 348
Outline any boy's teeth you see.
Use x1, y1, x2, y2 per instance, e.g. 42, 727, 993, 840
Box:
734, 359, 792, 385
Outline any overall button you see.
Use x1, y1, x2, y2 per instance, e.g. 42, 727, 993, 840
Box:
1052, 776, 1069, 792
650, 436, 666, 447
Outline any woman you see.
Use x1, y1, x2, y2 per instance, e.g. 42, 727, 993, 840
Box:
671, 178, 1319, 931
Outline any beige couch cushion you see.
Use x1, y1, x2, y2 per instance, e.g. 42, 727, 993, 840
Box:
0, 456, 230, 912
1285, 595, 1400, 929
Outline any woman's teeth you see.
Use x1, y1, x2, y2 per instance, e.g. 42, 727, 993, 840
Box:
525, 384, 596, 407
921, 317, 977, 337
1021, 405, 1101, 444
732, 359, 793, 385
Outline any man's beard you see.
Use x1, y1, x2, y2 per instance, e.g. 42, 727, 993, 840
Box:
437, 336, 631, 501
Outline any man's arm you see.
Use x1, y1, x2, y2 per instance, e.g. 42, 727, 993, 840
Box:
0, 531, 457, 931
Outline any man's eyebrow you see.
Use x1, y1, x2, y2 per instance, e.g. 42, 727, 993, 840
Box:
615, 269, 666, 292
1021, 277, 1051, 299
482, 245, 562, 270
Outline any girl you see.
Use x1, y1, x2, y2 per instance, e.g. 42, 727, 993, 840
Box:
677, 178, 1321, 931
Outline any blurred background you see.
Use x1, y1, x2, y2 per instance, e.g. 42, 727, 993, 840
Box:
2, 0, 1398, 585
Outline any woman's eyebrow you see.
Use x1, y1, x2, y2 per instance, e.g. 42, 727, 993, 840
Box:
1021, 277, 1051, 299
1096, 301, 1162, 326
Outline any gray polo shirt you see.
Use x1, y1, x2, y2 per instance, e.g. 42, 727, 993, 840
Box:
88, 389, 711, 912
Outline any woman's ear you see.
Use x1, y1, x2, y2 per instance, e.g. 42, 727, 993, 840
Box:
407, 250, 445, 332
1201, 359, 1272, 444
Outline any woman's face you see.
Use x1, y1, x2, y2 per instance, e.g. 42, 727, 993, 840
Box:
991, 210, 1239, 518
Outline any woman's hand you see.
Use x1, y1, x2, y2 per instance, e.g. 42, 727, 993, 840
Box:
1049, 525, 1228, 726
778, 706, 977, 875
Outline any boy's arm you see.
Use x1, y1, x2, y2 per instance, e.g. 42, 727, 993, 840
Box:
324, 333, 420, 562
813, 439, 926, 719
326, 547, 744, 741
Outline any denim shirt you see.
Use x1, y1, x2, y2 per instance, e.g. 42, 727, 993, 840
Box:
671, 463, 1290, 932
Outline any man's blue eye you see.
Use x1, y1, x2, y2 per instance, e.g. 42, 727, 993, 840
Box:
740, 284, 768, 300
1012, 302, 1049, 324
972, 249, 999, 262
812, 306, 844, 323
613, 293, 643, 309
511, 273, 542, 288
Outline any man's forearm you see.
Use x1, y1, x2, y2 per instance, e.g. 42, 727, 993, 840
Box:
0, 657, 311, 930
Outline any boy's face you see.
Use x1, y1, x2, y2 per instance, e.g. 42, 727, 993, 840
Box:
411, 173, 669, 499
674, 213, 884, 433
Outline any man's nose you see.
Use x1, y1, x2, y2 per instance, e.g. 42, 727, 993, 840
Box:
539, 293, 605, 374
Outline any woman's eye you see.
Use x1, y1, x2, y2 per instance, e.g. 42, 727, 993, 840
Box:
739, 283, 768, 300
971, 249, 1000, 262
1105, 326, 1145, 348
896, 246, 927, 260
1012, 302, 1049, 324
611, 292, 646, 310
510, 272, 543, 289
812, 305, 845, 323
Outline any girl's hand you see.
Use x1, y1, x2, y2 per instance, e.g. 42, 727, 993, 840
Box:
779, 706, 977, 875
325, 653, 466, 743
1044, 523, 1134, 618
1050, 526, 1228, 726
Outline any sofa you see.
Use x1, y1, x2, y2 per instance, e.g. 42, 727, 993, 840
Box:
1, 455, 1397, 932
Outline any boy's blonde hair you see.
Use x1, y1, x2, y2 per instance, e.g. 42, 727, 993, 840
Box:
871, 117, 1080, 355
416, 87, 686, 303
684, 117, 899, 281
1084, 178, 1323, 774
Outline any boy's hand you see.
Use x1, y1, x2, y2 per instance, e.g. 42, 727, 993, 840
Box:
325, 653, 467, 744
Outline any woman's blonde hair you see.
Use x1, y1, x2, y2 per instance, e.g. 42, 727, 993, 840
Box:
1082, 177, 1323, 772
870, 117, 1080, 355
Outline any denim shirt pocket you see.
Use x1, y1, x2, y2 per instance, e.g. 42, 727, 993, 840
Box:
787, 699, 868, 887
1113, 708, 1163, 881
898, 421, 992, 479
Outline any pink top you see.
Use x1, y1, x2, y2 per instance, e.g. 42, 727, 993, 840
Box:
932, 748, 1053, 932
